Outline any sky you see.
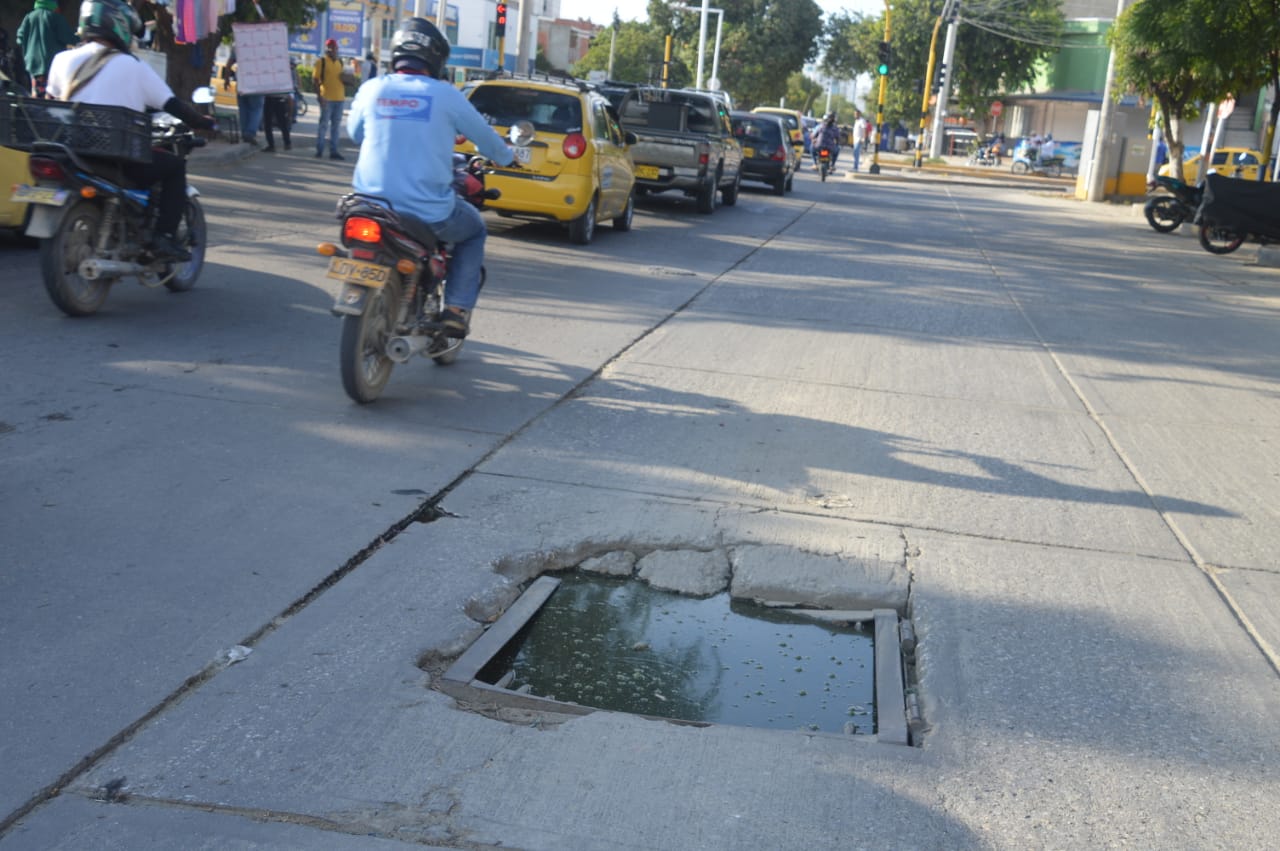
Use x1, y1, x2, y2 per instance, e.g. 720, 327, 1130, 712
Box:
557, 0, 884, 26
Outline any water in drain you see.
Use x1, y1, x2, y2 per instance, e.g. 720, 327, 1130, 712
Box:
477, 574, 877, 734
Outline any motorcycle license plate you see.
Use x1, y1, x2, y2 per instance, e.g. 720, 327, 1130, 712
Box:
10, 184, 70, 206
635, 165, 660, 180
326, 256, 390, 288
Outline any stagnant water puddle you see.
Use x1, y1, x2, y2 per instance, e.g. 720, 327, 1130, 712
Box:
476, 574, 878, 734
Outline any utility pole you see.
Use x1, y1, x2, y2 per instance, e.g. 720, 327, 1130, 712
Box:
695, 0, 710, 89
928, 2, 958, 159
1086, 0, 1127, 202
516, 0, 534, 75
607, 23, 617, 80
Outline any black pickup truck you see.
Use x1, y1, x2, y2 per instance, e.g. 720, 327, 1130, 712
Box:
616, 86, 743, 213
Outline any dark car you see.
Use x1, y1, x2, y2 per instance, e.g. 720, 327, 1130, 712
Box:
729, 111, 794, 195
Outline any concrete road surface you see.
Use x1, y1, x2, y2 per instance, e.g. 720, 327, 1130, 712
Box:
1, 139, 1278, 849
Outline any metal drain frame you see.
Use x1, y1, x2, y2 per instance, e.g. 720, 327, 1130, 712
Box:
438, 575, 913, 744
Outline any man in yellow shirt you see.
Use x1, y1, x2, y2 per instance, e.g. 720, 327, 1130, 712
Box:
313, 37, 348, 160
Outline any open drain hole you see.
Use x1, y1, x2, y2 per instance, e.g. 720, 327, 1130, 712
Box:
440, 574, 916, 743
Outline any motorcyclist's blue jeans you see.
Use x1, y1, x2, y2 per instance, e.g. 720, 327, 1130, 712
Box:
428, 198, 486, 311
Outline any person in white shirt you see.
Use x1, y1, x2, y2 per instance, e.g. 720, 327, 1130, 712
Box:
46, 0, 214, 261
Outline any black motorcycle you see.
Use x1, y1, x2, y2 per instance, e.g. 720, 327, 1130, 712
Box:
1144, 174, 1202, 233
319, 149, 507, 403
10, 90, 213, 315
1195, 172, 1280, 255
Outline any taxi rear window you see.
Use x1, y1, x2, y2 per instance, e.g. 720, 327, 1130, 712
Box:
469, 87, 583, 134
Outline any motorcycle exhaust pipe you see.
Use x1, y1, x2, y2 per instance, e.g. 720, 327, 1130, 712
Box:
79, 258, 146, 280
386, 334, 430, 364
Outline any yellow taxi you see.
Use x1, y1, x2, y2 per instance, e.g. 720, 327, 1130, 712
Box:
750, 106, 805, 170
459, 77, 637, 245
1, 145, 31, 232
1160, 147, 1265, 181
211, 60, 238, 109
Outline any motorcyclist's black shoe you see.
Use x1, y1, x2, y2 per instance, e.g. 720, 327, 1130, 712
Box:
441, 307, 470, 338
148, 233, 192, 263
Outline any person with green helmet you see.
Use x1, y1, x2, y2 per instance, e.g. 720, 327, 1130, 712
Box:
46, 0, 216, 261
15, 0, 77, 98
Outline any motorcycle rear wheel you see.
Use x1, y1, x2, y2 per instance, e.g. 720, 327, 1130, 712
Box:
41, 200, 110, 317
165, 197, 207, 292
1198, 222, 1245, 255
339, 284, 397, 403
820, 162, 828, 182
1143, 197, 1185, 233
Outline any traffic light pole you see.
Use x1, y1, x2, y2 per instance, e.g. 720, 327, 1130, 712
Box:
928, 9, 959, 159
913, 13, 945, 168
868, 5, 891, 175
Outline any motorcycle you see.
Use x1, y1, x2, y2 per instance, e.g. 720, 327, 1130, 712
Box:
318, 127, 523, 403
1144, 174, 1202, 233
11, 88, 214, 316
817, 146, 832, 182
1194, 171, 1280, 255
966, 142, 998, 167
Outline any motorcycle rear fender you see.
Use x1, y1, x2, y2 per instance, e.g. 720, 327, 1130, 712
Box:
331, 282, 371, 316
25, 204, 65, 239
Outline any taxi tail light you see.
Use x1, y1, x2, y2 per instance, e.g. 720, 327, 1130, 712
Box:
343, 216, 382, 244
772, 145, 788, 161
29, 157, 67, 182
563, 132, 587, 159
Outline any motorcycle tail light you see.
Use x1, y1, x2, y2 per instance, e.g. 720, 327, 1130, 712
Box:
344, 216, 381, 243
563, 132, 587, 159
772, 145, 788, 161
29, 157, 67, 182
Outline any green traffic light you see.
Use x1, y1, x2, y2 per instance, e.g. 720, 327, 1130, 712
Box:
877, 63, 889, 75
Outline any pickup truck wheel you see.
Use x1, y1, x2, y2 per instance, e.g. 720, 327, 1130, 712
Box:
569, 195, 597, 244
721, 169, 740, 206
696, 169, 720, 214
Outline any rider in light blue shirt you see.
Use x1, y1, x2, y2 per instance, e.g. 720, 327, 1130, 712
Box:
346, 18, 514, 337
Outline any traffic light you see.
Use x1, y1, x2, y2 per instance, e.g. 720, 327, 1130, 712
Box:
495, 2, 508, 37
932, 62, 947, 94
876, 41, 891, 76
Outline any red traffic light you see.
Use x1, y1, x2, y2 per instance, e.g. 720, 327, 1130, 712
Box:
496, 2, 508, 36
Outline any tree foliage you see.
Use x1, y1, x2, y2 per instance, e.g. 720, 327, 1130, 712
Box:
572, 20, 691, 87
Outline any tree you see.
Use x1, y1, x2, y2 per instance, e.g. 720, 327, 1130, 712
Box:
1109, 0, 1230, 182
572, 20, 691, 86
1217, 0, 1280, 179
707, 0, 824, 106
784, 72, 823, 115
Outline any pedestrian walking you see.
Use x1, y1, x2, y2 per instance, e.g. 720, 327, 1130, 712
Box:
15, 0, 76, 98
851, 111, 865, 171
314, 38, 349, 160
261, 91, 291, 152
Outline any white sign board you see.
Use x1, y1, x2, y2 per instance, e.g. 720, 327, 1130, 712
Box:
231, 22, 292, 95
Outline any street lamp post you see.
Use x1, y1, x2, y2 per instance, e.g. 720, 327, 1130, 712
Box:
677, 4, 725, 90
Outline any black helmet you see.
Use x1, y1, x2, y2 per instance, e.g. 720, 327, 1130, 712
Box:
78, 0, 143, 52
391, 18, 450, 78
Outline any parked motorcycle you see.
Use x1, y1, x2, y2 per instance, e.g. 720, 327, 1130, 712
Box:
1011, 152, 1067, 177
318, 129, 519, 403
1194, 172, 1280, 255
11, 89, 215, 316
966, 142, 998, 167
1144, 174, 1202, 233
817, 146, 832, 182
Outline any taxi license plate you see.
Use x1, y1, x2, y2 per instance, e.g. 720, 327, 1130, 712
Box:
742, 147, 755, 159
10, 184, 70, 206
513, 146, 532, 164
635, 165, 660, 180
326, 256, 391, 288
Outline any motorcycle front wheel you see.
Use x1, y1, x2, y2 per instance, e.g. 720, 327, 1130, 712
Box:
1198, 222, 1245, 255
339, 284, 397, 403
1144, 197, 1185, 233
41, 200, 110, 316
165, 197, 207, 292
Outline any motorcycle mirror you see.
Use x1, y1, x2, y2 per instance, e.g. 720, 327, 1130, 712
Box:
191, 86, 214, 105
508, 120, 535, 147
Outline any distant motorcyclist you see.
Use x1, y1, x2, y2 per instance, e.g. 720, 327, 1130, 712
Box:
346, 17, 514, 338
46, 0, 215, 261
814, 112, 841, 170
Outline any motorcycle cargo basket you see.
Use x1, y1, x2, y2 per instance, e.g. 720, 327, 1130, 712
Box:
0, 95, 152, 163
